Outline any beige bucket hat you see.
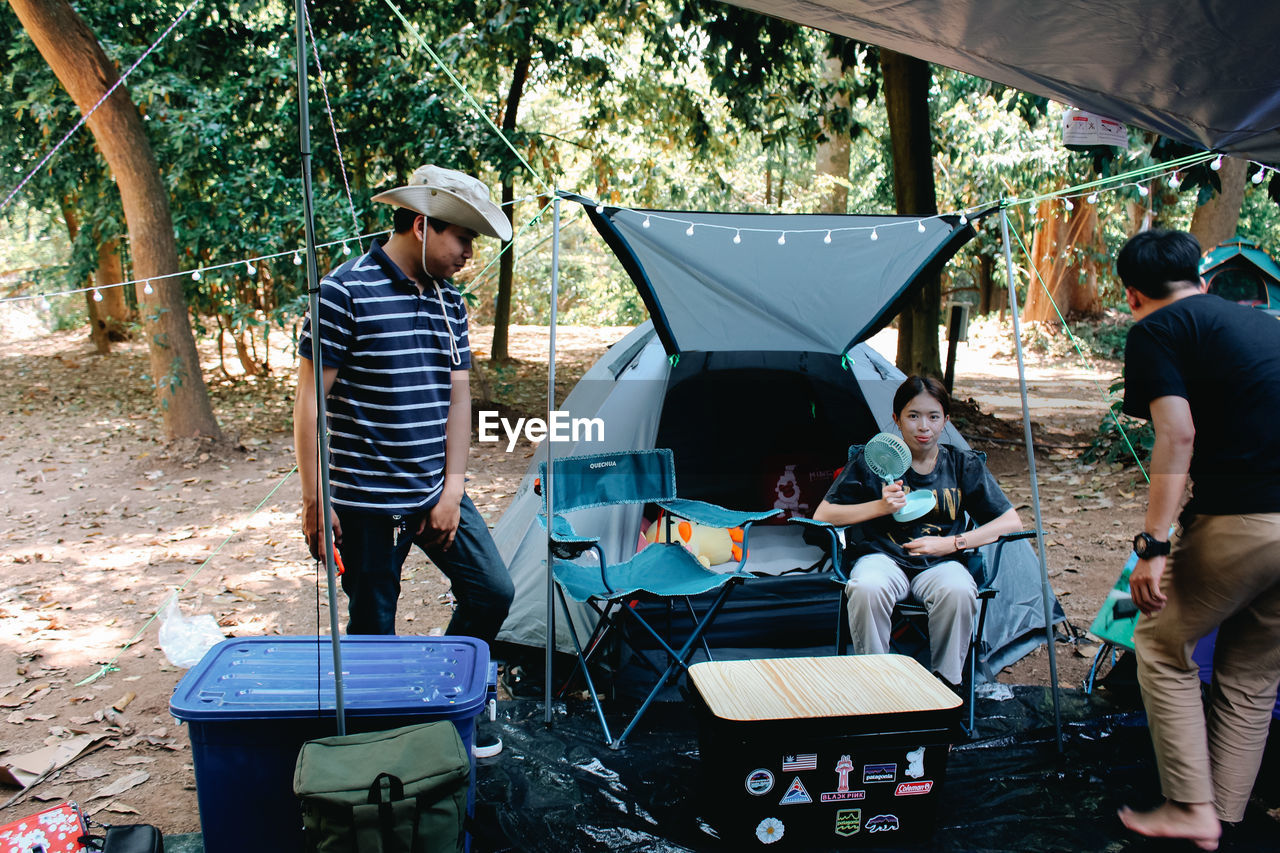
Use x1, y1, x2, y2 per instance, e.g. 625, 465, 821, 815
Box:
372, 165, 512, 241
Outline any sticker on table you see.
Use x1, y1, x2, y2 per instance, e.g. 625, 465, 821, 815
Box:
895, 780, 933, 796
820, 754, 866, 802
778, 776, 813, 805
781, 753, 817, 772
756, 817, 785, 844
745, 768, 775, 796
866, 814, 900, 834
863, 763, 896, 784
834, 808, 862, 837
905, 746, 926, 778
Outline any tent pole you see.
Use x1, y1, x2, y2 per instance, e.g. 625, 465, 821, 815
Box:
296, 0, 345, 735
544, 194, 561, 726
999, 206, 1062, 753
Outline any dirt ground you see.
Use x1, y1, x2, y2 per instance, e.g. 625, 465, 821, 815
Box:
0, 319, 1143, 834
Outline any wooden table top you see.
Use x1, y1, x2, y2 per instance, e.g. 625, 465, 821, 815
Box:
688, 654, 962, 722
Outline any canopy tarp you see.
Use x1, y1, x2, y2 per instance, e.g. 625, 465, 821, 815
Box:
717, 0, 1280, 165
575, 193, 974, 355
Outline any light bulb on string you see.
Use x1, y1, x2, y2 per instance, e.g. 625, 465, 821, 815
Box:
1169, 172, 1182, 189
1087, 193, 1099, 204
1064, 198, 1074, 211
143, 281, 154, 295
777, 233, 786, 245
245, 260, 255, 276
642, 215, 651, 229
1211, 154, 1223, 171
917, 220, 926, 233
293, 252, 303, 266
192, 270, 201, 281
685, 223, 695, 237
1137, 183, 1150, 197
870, 228, 878, 241
958, 213, 968, 226
595, 203, 604, 214
343, 243, 352, 256
732, 230, 741, 244
92, 288, 103, 302
824, 231, 832, 244
41, 297, 51, 310
1253, 166, 1267, 185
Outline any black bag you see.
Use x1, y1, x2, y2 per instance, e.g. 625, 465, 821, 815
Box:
293, 722, 470, 853
82, 824, 163, 852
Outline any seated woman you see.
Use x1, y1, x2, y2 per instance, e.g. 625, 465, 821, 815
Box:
813, 375, 1022, 689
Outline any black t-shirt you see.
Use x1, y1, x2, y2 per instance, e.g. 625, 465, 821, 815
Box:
1122, 293, 1280, 518
822, 443, 1013, 573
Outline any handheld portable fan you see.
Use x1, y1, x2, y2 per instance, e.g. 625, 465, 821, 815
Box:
863, 433, 937, 523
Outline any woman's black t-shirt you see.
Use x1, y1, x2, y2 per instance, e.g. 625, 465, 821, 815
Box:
822, 443, 1013, 573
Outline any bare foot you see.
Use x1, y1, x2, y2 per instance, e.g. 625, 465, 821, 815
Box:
1118, 800, 1221, 850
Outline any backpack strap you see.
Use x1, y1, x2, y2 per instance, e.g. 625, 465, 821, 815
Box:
368, 773, 405, 851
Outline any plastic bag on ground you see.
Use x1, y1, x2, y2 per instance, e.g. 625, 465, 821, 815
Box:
158, 597, 225, 668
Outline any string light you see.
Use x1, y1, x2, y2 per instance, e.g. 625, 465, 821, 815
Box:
92, 288, 103, 302
733, 230, 741, 244
1169, 172, 1182, 188
191, 270, 201, 281
143, 281, 154, 295
870, 228, 878, 241
41, 297, 51, 310
958, 213, 968, 226
642, 216, 651, 229
1137, 183, 1150, 197
917, 220, 926, 233
823, 231, 832, 244
342, 243, 352, 256
1064, 198, 1074, 211
685, 224, 694, 237
1211, 154, 1223, 171
245, 260, 255, 276
595, 203, 604, 213
1087, 193, 1099, 204
777, 233, 786, 245
1252, 166, 1267, 185
293, 252, 303, 265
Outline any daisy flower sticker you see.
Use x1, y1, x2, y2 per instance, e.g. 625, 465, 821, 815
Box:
756, 816, 785, 844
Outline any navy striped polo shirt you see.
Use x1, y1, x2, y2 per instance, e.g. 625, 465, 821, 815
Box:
299, 239, 471, 515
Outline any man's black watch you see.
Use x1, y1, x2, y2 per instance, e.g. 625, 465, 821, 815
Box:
1132, 531, 1171, 558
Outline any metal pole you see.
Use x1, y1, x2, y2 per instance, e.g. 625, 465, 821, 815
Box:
999, 206, 1062, 752
544, 195, 561, 725
297, 0, 346, 735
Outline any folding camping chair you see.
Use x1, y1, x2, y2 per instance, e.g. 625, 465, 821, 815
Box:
539, 449, 780, 749
794, 516, 1036, 735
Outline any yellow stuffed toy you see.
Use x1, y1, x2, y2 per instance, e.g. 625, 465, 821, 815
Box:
644, 515, 744, 567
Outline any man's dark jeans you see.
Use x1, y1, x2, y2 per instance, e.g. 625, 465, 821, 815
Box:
336, 494, 514, 643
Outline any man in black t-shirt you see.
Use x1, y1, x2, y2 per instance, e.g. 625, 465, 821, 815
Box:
1116, 229, 1280, 848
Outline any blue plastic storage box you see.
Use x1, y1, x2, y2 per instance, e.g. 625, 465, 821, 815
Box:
170, 635, 491, 853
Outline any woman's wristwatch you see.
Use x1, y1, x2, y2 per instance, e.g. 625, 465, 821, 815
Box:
953, 534, 968, 552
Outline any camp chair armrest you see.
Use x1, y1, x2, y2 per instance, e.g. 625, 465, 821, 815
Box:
986, 529, 1043, 587
656, 498, 781, 529
537, 513, 602, 559
787, 518, 845, 581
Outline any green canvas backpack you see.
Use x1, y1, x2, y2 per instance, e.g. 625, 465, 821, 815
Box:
293, 721, 470, 853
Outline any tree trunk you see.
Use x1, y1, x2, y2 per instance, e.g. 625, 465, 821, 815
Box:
815, 57, 851, 214
490, 50, 531, 365
1189, 156, 1248, 253
93, 239, 132, 341
976, 252, 996, 315
11, 0, 221, 441
881, 48, 942, 378
1023, 195, 1103, 324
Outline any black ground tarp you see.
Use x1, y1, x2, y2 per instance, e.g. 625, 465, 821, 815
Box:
469, 683, 1280, 853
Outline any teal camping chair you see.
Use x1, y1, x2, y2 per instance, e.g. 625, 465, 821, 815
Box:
539, 449, 780, 748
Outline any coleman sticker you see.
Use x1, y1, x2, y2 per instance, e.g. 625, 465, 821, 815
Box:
779, 776, 813, 805
895, 780, 933, 796
781, 753, 817, 772
905, 746, 926, 779
833, 809, 861, 837
820, 755, 866, 802
866, 814, 900, 834
863, 763, 896, 784
745, 769, 775, 796
756, 817, 785, 845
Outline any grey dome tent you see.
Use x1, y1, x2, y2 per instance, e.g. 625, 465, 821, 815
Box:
493, 199, 1062, 679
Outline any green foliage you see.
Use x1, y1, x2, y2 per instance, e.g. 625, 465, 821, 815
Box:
1084, 378, 1154, 467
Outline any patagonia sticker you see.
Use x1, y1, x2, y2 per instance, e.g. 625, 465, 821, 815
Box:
745, 768, 775, 796
779, 776, 813, 805
834, 808, 861, 837
863, 763, 896, 784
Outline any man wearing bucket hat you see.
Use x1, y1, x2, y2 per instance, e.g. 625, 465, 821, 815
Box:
294, 166, 515, 659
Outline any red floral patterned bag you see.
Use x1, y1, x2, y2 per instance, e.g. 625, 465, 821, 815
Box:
0, 802, 90, 853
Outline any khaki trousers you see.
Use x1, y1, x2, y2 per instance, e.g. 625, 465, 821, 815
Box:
1133, 512, 1280, 822
845, 553, 978, 685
